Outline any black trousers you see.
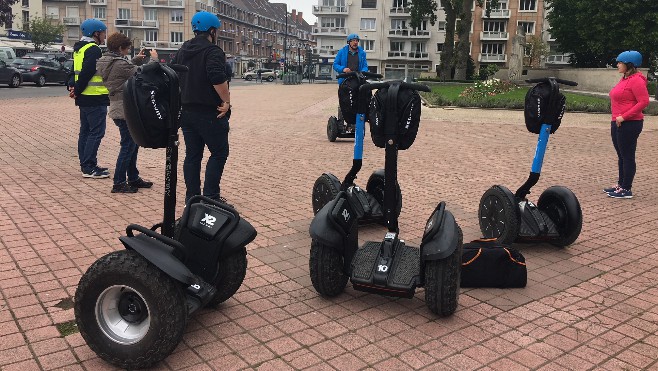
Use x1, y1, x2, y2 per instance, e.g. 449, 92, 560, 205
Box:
611, 120, 643, 190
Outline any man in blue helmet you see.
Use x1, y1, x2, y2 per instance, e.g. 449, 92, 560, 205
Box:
333, 33, 368, 84
69, 18, 110, 179
172, 11, 232, 204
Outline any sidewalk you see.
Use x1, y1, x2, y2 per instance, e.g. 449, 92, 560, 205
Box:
1, 83, 657, 370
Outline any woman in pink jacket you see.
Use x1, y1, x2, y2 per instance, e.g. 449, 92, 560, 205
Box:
605, 50, 649, 199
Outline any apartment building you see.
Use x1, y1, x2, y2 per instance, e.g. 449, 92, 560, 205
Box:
1, 0, 314, 75
312, 0, 570, 80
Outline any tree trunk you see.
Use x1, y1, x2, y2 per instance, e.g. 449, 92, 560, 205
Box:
438, 2, 457, 80
454, 0, 472, 80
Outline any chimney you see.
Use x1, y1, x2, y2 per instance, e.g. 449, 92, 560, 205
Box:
298, 12, 303, 22
292, 9, 297, 21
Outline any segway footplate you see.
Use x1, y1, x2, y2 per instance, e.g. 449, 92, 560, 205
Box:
350, 241, 420, 298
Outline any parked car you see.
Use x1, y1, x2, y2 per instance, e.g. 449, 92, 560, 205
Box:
0, 46, 17, 64
10, 57, 69, 86
25, 52, 69, 62
0, 59, 22, 88
243, 68, 276, 82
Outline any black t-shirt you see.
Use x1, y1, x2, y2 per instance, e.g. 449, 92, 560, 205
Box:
347, 50, 359, 72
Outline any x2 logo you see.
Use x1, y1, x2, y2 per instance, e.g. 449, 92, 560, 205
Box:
200, 213, 217, 228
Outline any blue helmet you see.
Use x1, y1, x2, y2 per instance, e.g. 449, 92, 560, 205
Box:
346, 33, 360, 43
80, 18, 107, 37
191, 11, 221, 32
616, 50, 642, 67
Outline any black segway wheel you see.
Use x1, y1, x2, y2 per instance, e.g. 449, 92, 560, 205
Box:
478, 185, 520, 245
312, 173, 341, 215
327, 116, 339, 142
538, 186, 582, 247
366, 169, 402, 225
424, 225, 463, 317
309, 239, 348, 297
208, 250, 248, 306
74, 250, 187, 369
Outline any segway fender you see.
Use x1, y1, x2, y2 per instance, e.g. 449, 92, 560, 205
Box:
119, 235, 196, 285
420, 202, 460, 261
309, 191, 357, 249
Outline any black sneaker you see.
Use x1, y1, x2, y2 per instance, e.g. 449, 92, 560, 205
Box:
111, 183, 138, 193
83, 167, 110, 179
603, 184, 619, 193
128, 178, 153, 189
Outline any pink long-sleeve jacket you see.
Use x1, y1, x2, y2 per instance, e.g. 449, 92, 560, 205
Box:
609, 72, 650, 121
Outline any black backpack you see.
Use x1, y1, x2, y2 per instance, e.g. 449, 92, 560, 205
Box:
368, 84, 421, 150
524, 82, 566, 134
338, 76, 371, 126
123, 63, 181, 149
461, 239, 527, 288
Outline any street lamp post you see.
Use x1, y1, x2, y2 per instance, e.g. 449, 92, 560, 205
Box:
283, 12, 287, 74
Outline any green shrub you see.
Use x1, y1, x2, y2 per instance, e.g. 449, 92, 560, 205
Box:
459, 79, 519, 99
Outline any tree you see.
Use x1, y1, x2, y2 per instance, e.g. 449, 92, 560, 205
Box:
29, 16, 65, 51
525, 35, 549, 67
0, 0, 19, 28
545, 0, 658, 67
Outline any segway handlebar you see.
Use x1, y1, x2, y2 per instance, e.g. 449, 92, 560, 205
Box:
336, 71, 383, 80
526, 77, 578, 86
359, 81, 431, 93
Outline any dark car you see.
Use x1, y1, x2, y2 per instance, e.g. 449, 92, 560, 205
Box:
0, 59, 22, 88
11, 57, 69, 86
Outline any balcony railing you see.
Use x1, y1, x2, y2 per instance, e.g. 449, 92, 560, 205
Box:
114, 19, 159, 28
317, 48, 338, 56
141, 0, 184, 8
253, 38, 262, 45
141, 40, 183, 50
312, 5, 347, 15
487, 9, 510, 18
479, 53, 507, 62
388, 51, 407, 58
88, 0, 106, 5
312, 26, 348, 36
408, 52, 429, 59
546, 54, 570, 64
480, 31, 509, 40
389, 29, 431, 38
62, 17, 80, 25
390, 6, 410, 14
216, 30, 233, 39
266, 41, 273, 47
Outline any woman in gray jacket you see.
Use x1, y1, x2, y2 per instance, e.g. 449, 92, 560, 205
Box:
97, 32, 158, 193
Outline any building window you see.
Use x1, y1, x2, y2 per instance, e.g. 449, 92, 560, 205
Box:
390, 41, 404, 52
391, 19, 406, 30
392, 0, 408, 7
519, 0, 536, 11
438, 21, 446, 31
171, 32, 183, 43
120, 29, 131, 39
481, 42, 504, 55
93, 7, 106, 20
362, 39, 374, 51
436, 43, 443, 52
67, 28, 78, 38
483, 20, 506, 32
360, 18, 375, 30
486, 0, 508, 9
414, 20, 428, 31
412, 42, 426, 53
22, 0, 28, 7
22, 11, 29, 24
362, 0, 376, 9
518, 21, 535, 35
45, 6, 59, 18
117, 8, 130, 20
145, 30, 158, 42
170, 10, 183, 23
144, 9, 157, 21
321, 17, 344, 28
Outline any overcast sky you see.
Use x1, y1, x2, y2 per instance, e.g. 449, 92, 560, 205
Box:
280, 0, 318, 25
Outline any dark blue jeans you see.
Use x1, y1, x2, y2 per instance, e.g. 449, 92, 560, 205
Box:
611, 120, 643, 190
113, 119, 139, 185
78, 105, 107, 173
180, 110, 230, 202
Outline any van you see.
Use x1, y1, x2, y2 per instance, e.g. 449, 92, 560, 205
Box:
0, 47, 16, 63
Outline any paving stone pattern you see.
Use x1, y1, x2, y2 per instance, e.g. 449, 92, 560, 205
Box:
1, 83, 657, 370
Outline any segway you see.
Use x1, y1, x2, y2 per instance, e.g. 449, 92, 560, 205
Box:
478, 77, 582, 247
326, 71, 379, 142
313, 71, 402, 227
309, 80, 463, 316
74, 63, 257, 369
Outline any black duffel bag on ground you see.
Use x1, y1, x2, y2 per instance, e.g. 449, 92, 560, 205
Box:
461, 239, 527, 288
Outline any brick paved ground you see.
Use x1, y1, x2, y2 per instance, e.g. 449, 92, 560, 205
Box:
1, 83, 657, 370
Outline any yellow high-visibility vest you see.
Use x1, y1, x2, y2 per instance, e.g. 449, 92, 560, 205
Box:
73, 42, 109, 96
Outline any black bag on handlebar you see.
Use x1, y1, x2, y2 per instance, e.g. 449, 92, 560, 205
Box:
524, 82, 566, 134
123, 63, 181, 148
338, 76, 371, 126
368, 86, 422, 150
